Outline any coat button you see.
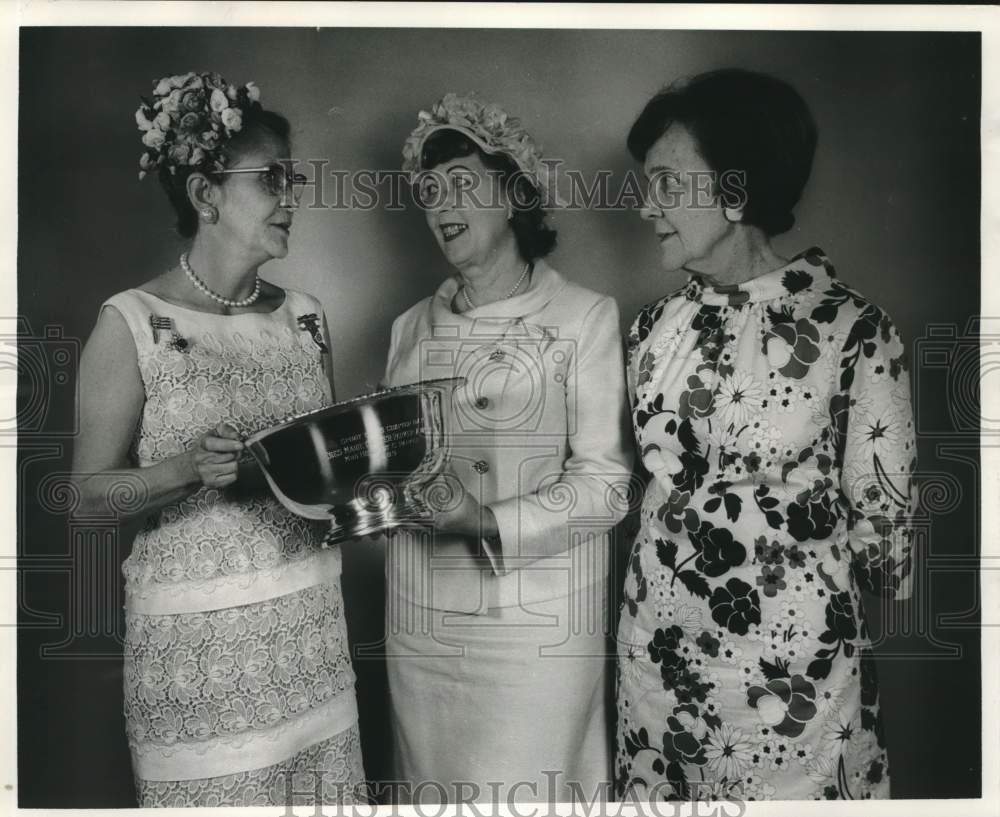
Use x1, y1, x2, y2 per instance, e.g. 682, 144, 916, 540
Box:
475, 396, 489, 410
473, 460, 490, 474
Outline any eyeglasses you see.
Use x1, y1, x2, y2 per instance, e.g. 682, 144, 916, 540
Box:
214, 162, 308, 202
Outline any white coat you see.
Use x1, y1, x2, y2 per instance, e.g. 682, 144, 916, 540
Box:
381, 259, 633, 802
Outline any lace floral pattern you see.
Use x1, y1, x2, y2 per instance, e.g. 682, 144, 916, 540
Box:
115, 292, 333, 589
124, 582, 355, 745
135, 725, 368, 807
135, 325, 328, 457
104, 289, 362, 797
124, 489, 328, 587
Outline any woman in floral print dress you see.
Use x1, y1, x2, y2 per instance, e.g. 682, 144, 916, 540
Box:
615, 69, 916, 801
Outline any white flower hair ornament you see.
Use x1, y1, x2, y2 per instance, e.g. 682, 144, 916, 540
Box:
135, 71, 262, 180
401, 93, 562, 207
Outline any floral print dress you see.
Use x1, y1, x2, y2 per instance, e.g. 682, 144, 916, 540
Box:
615, 249, 916, 802
104, 288, 366, 807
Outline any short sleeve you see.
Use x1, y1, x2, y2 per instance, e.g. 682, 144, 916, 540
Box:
101, 290, 153, 350
837, 307, 917, 600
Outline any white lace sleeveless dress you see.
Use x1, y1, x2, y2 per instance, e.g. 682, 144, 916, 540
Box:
103, 287, 366, 807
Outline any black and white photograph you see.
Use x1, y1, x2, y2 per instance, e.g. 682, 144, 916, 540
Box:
5, 3, 997, 814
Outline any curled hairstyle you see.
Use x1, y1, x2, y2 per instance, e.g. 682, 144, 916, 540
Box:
159, 107, 292, 239
420, 129, 557, 262
627, 68, 817, 236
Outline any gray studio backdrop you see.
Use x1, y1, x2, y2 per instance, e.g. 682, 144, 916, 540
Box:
17, 28, 980, 806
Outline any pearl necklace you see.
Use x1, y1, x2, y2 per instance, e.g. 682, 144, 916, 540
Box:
180, 253, 262, 308
462, 262, 531, 311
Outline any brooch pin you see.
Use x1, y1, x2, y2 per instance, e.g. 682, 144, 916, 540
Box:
149, 315, 189, 353
297, 313, 329, 353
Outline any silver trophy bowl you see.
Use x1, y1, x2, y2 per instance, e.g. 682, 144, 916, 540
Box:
245, 377, 464, 544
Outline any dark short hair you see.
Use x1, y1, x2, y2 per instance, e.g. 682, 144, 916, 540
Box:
420, 128, 557, 262
159, 106, 292, 239
627, 68, 817, 236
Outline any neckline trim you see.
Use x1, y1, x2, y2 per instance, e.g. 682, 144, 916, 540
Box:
686, 247, 835, 306
433, 258, 567, 320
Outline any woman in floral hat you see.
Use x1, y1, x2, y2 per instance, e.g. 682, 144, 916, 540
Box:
616, 68, 917, 801
381, 93, 634, 802
72, 72, 365, 806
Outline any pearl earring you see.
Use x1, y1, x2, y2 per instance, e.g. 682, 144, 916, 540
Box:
200, 207, 218, 224
724, 207, 743, 223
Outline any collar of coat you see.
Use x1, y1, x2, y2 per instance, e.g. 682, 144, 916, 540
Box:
431, 258, 568, 323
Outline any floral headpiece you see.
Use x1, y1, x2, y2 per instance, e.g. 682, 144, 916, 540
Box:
135, 71, 262, 180
401, 92, 560, 206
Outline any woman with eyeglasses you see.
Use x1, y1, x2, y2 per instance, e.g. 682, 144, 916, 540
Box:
71, 72, 366, 807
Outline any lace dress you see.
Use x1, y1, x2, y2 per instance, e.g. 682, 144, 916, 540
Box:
616, 249, 916, 801
103, 287, 366, 807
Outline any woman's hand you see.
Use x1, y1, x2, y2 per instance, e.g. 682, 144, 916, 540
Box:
421, 467, 499, 540
185, 422, 244, 489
